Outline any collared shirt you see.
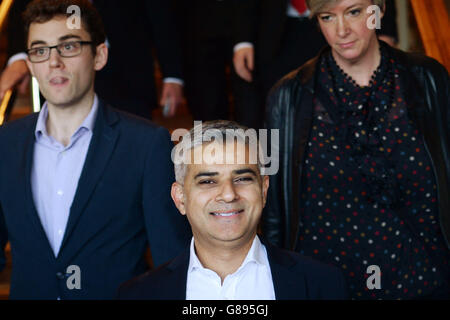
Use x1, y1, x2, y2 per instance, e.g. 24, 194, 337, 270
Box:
31, 96, 99, 257
186, 236, 276, 300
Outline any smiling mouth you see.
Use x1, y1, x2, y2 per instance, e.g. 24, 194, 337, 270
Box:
210, 209, 244, 217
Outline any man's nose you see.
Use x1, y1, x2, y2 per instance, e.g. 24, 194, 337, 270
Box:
48, 47, 63, 68
216, 180, 239, 202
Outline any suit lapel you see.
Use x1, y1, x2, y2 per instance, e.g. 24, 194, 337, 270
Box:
265, 242, 308, 299
22, 114, 57, 260
59, 102, 119, 252
165, 247, 190, 299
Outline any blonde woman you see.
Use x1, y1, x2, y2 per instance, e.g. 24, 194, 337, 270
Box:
264, 0, 449, 299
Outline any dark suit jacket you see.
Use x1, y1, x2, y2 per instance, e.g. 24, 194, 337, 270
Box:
117, 241, 348, 300
6, 0, 27, 59
176, 0, 257, 45
0, 100, 191, 299
94, 0, 183, 115
6, 0, 183, 117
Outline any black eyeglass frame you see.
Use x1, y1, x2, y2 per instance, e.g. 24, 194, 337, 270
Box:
26, 41, 94, 63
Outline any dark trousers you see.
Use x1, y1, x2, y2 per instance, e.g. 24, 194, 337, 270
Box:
182, 0, 262, 129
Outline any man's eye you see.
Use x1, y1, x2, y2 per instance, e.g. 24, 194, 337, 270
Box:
235, 176, 254, 183
198, 180, 215, 185
62, 43, 75, 51
349, 9, 361, 16
31, 48, 47, 56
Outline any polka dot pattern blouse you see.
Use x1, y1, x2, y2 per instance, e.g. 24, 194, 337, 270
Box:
298, 47, 450, 299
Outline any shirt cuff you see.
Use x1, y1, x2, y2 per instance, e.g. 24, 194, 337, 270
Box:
163, 77, 184, 86
233, 42, 254, 53
8, 52, 28, 65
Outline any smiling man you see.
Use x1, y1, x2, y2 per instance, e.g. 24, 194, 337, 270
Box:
118, 120, 347, 300
0, 0, 190, 299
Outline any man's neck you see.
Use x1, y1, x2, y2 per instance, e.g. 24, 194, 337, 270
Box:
46, 93, 95, 147
193, 235, 257, 284
333, 38, 381, 87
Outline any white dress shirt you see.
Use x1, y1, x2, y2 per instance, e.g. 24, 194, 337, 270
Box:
186, 236, 276, 300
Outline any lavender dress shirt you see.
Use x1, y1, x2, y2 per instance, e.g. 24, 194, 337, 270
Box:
31, 96, 99, 257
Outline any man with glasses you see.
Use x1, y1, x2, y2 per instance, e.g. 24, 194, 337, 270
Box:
27, 41, 95, 63
0, 0, 190, 299
0, 0, 184, 120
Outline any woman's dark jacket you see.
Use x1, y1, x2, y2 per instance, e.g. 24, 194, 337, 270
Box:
263, 44, 450, 251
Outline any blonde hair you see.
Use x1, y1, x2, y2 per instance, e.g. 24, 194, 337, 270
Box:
306, 0, 385, 18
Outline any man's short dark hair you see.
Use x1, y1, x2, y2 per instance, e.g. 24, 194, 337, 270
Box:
23, 0, 106, 54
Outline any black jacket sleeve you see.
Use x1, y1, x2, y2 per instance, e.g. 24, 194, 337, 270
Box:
232, 0, 258, 46
142, 127, 191, 266
6, 0, 29, 59
143, 0, 184, 80
262, 76, 296, 248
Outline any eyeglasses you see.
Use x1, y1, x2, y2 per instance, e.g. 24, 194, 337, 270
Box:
26, 41, 93, 63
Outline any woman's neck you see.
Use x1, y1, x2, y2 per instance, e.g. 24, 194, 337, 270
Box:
332, 40, 381, 87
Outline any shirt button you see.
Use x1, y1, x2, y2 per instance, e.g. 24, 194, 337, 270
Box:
58, 229, 63, 236
57, 190, 64, 196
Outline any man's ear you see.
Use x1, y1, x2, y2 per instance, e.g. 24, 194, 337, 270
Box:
93, 43, 108, 71
25, 58, 35, 78
171, 182, 187, 215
